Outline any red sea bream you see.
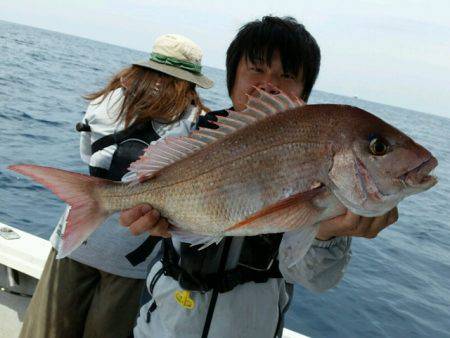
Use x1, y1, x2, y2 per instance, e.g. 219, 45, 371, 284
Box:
9, 91, 438, 257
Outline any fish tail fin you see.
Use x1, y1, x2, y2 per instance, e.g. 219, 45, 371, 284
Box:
8, 164, 113, 258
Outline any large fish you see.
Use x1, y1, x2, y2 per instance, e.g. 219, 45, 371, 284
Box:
9, 90, 438, 258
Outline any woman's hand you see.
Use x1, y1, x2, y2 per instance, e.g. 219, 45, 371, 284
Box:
119, 204, 172, 238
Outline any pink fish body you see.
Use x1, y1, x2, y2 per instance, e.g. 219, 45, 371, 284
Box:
9, 91, 438, 257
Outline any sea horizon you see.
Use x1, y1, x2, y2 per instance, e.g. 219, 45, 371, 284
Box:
1, 18, 448, 122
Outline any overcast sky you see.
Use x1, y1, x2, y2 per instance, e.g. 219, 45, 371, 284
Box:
2, 0, 449, 118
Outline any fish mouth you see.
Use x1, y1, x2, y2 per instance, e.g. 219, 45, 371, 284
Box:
399, 156, 438, 189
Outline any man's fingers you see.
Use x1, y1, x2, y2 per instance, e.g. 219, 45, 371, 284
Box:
363, 207, 399, 238
365, 213, 389, 238
316, 210, 360, 238
151, 218, 172, 238
128, 209, 160, 236
120, 204, 172, 238
317, 207, 399, 239
387, 207, 399, 225
356, 216, 374, 231
120, 204, 153, 227
342, 210, 361, 226
333, 211, 361, 235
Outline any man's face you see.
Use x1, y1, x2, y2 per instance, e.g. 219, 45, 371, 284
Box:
230, 50, 305, 111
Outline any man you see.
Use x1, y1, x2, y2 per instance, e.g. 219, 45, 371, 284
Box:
121, 16, 398, 338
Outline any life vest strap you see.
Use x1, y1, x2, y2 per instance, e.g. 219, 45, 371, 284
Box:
161, 239, 282, 293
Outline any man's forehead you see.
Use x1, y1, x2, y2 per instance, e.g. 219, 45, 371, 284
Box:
242, 52, 302, 76
244, 49, 280, 64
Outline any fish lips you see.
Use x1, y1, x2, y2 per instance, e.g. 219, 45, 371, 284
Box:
399, 156, 438, 190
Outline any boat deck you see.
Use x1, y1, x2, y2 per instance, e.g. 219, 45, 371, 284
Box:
0, 289, 29, 338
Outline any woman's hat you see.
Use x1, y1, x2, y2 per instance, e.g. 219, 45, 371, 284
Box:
134, 34, 214, 89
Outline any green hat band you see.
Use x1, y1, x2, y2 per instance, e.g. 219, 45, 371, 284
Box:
150, 52, 202, 74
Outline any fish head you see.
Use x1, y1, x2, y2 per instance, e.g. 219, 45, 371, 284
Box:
327, 106, 438, 217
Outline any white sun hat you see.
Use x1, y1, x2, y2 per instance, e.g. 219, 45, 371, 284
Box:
133, 34, 214, 89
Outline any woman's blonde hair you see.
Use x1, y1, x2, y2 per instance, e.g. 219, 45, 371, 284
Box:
85, 65, 210, 127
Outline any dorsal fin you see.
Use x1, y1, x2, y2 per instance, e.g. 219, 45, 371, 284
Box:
125, 89, 305, 184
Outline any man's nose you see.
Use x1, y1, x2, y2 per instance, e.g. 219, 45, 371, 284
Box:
256, 82, 280, 95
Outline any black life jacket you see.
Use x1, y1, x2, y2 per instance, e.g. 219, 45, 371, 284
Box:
87, 120, 160, 181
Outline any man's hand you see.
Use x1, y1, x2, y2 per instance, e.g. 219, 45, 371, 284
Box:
119, 204, 172, 238
316, 207, 399, 241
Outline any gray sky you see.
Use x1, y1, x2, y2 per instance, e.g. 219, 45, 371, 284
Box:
2, 0, 449, 118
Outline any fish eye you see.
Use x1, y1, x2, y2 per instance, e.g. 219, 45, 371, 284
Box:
369, 136, 390, 156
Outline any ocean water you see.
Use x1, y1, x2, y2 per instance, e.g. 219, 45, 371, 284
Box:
1, 20, 449, 337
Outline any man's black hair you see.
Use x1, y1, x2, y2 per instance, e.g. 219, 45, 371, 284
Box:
226, 16, 321, 102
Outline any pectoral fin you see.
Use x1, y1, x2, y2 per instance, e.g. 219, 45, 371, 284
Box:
224, 186, 326, 236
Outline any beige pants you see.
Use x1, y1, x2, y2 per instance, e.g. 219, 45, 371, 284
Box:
20, 248, 144, 338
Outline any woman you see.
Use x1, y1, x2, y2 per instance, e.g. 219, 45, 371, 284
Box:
20, 34, 213, 338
